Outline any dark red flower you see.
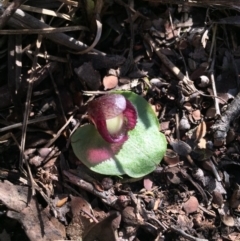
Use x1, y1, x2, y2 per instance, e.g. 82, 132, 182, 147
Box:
88, 94, 137, 143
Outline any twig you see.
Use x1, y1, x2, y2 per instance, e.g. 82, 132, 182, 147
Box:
198, 205, 216, 218
57, 0, 79, 7
208, 25, 221, 117
19, 20, 43, 192
0, 8, 105, 54
0, 0, 26, 29
143, 33, 197, 94
69, 18, 102, 54
211, 91, 240, 142
48, 70, 67, 124
26, 50, 68, 63
0, 114, 57, 132
18, 4, 72, 21
175, 113, 180, 140
170, 225, 208, 241
0, 25, 88, 34
44, 113, 75, 148
81, 209, 99, 223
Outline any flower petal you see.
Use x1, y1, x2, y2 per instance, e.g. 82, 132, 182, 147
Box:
88, 94, 137, 143
123, 99, 137, 130
88, 94, 126, 120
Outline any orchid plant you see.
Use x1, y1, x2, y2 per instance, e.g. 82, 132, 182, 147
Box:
71, 91, 167, 178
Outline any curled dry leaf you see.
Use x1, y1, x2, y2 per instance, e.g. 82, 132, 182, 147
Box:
170, 139, 192, 156
66, 196, 93, 240
121, 206, 144, 226
83, 212, 121, 241
183, 196, 199, 214
212, 190, 223, 207
103, 75, 118, 90
163, 149, 180, 165
195, 121, 207, 143
143, 177, 153, 191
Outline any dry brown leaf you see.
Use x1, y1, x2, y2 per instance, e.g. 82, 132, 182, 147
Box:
67, 196, 94, 240
212, 190, 223, 207
0, 181, 28, 212
183, 196, 199, 214
84, 212, 121, 241
7, 199, 65, 241
170, 139, 192, 156
195, 121, 206, 143
143, 177, 153, 191
163, 149, 180, 165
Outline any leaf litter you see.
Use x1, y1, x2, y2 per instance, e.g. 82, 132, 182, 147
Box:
1, 0, 240, 240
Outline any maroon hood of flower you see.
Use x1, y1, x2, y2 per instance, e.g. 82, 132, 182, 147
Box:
88, 94, 137, 143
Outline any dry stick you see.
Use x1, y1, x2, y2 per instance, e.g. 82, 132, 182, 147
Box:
175, 113, 180, 140
0, 25, 88, 34
57, 0, 79, 7
26, 50, 68, 63
48, 2, 65, 26
143, 33, 197, 94
18, 4, 72, 21
170, 225, 208, 241
208, 25, 221, 117
44, 114, 75, 148
0, 8, 105, 54
211, 91, 240, 141
19, 29, 43, 194
70, 0, 103, 54
69, 18, 102, 54
0, 0, 26, 29
144, 33, 226, 104
145, 0, 240, 9
0, 114, 57, 132
48, 70, 67, 124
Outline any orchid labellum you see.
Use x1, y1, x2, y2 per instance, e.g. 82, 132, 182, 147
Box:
71, 91, 167, 178
87, 94, 137, 144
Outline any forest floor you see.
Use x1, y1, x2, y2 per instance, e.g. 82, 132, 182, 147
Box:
1, 0, 240, 241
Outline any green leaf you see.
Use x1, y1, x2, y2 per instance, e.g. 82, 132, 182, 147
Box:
71, 91, 167, 178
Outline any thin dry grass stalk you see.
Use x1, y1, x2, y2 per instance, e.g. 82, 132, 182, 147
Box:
146, 0, 240, 8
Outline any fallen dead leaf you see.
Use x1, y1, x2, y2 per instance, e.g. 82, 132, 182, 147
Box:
143, 177, 153, 191
163, 149, 180, 165
183, 196, 199, 214
7, 198, 65, 241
